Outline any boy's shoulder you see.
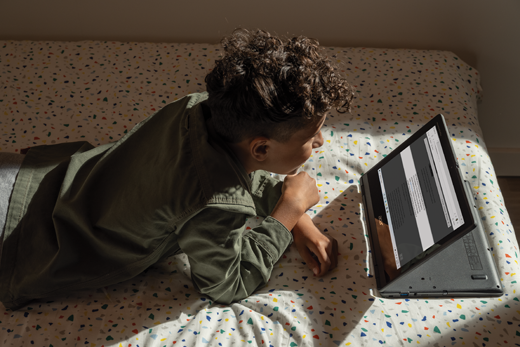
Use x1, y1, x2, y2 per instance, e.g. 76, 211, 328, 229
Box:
177, 93, 256, 213
161, 92, 279, 216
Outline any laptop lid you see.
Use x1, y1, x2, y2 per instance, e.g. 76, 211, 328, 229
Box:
360, 114, 477, 290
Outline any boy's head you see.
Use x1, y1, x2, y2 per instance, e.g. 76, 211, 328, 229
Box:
205, 28, 353, 145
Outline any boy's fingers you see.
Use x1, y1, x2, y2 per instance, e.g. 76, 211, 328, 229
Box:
296, 244, 320, 276
315, 234, 338, 276
309, 242, 331, 276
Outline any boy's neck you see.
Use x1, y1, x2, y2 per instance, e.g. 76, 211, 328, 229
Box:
201, 103, 256, 175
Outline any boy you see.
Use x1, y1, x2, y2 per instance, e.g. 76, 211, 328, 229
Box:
0, 28, 353, 309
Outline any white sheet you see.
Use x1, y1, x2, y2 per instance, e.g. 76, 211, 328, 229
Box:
0, 41, 518, 347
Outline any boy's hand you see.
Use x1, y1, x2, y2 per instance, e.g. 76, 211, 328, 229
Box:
270, 172, 320, 238
292, 214, 338, 276
281, 172, 320, 213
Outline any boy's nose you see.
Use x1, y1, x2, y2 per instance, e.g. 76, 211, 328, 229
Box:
313, 131, 324, 149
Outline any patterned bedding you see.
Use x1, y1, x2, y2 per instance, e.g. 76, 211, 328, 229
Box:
1, 41, 519, 347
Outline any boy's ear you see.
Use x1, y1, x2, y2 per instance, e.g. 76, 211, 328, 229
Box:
249, 137, 270, 162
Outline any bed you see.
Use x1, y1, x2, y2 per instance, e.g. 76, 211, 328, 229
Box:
1, 40, 519, 347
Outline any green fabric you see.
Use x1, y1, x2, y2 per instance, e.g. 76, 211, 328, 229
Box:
0, 92, 292, 309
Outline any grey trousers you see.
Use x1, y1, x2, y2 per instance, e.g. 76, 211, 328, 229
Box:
0, 153, 25, 265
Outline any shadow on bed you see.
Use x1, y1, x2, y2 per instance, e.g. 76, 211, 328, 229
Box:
0, 182, 375, 345
251, 183, 377, 344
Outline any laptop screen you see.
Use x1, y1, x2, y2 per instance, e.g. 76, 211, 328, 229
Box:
378, 126, 463, 270
362, 115, 475, 284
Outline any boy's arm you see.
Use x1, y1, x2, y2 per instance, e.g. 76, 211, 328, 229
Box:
178, 207, 292, 304
251, 170, 339, 277
291, 214, 339, 276
179, 171, 337, 303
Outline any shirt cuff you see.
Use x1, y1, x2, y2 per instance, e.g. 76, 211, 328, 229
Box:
245, 216, 293, 263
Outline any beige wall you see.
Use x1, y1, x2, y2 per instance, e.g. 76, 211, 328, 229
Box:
2, 0, 519, 174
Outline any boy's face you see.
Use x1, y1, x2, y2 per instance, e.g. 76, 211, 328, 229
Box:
265, 116, 325, 175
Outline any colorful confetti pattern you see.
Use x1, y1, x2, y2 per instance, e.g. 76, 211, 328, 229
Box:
1, 41, 519, 346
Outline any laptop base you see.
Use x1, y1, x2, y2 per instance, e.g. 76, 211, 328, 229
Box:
378, 181, 503, 298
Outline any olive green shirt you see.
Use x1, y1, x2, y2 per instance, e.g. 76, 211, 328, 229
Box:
0, 92, 293, 310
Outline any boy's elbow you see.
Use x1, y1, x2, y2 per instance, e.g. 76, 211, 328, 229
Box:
196, 281, 248, 304
192, 268, 266, 304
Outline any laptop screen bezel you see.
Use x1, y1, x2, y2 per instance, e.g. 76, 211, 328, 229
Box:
361, 114, 476, 289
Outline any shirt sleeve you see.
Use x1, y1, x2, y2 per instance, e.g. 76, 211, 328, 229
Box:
249, 170, 284, 217
177, 206, 293, 304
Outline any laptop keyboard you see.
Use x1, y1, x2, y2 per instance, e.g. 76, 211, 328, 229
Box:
462, 231, 483, 270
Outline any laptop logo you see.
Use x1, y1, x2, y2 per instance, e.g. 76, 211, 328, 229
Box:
378, 215, 384, 226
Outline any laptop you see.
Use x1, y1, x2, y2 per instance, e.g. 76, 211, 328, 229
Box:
360, 114, 503, 298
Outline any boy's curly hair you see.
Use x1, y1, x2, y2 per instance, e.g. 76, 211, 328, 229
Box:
205, 28, 353, 143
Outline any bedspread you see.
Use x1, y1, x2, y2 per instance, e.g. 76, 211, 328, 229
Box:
0, 41, 519, 347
